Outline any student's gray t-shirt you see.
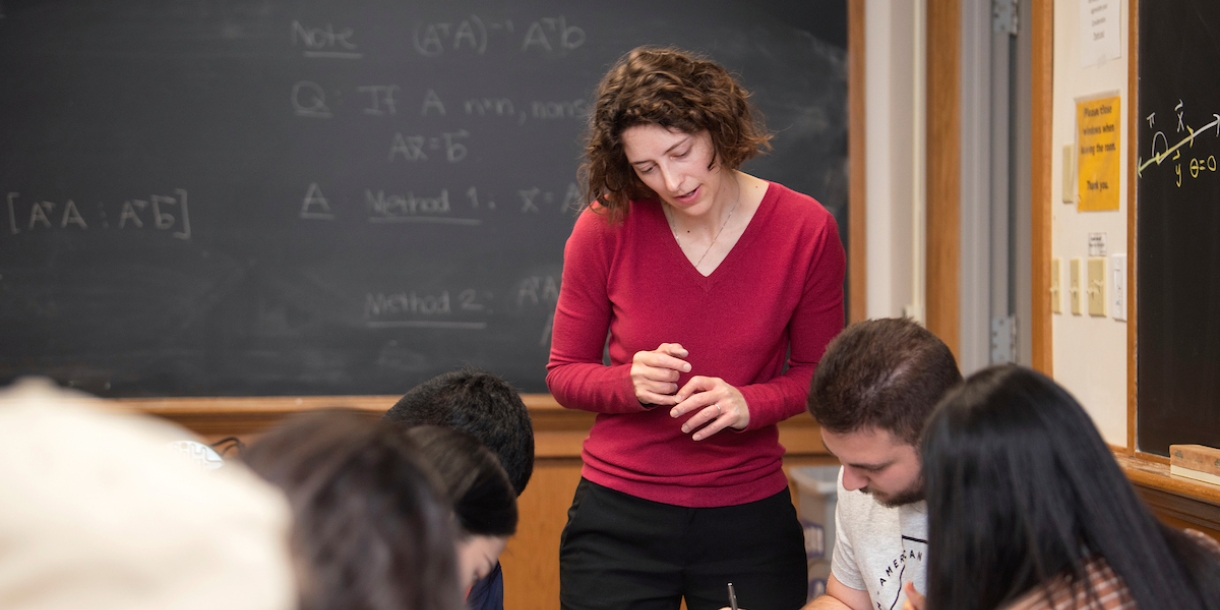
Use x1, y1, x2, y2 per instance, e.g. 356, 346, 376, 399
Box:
830, 469, 928, 610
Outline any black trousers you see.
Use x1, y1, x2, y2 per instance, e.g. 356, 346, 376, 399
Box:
559, 479, 807, 610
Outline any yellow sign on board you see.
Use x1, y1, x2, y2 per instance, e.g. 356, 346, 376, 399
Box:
1076, 96, 1122, 211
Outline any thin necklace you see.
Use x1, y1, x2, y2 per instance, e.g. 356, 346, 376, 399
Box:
666, 177, 741, 269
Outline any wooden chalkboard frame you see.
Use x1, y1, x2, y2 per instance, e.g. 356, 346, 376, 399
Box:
1031, 0, 1053, 376
1126, 0, 1141, 462
115, 392, 829, 456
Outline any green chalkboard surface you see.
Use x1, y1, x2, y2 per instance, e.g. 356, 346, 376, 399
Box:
0, 0, 848, 397
1136, 0, 1220, 455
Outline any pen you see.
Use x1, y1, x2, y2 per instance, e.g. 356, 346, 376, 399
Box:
727, 582, 738, 610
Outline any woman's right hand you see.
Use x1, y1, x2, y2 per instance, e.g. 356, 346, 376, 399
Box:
631, 343, 691, 406
902, 582, 925, 610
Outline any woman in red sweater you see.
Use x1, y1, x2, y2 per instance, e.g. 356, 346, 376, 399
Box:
547, 46, 845, 610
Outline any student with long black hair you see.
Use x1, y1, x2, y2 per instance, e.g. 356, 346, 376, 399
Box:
385, 368, 533, 610
916, 365, 1220, 610
406, 426, 519, 600
243, 411, 465, 610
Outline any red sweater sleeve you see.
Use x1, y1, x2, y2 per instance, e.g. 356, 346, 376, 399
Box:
738, 215, 845, 430
545, 210, 645, 414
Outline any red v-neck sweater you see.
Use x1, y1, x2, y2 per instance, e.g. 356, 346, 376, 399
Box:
546, 182, 845, 507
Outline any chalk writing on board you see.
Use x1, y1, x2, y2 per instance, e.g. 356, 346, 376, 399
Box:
294, 81, 587, 125
365, 289, 491, 329
299, 183, 583, 222
516, 274, 560, 345
364, 274, 559, 338
412, 16, 584, 57
1137, 100, 1220, 187
292, 82, 450, 119
6, 189, 191, 240
463, 97, 588, 125
421, 90, 447, 116
465, 97, 515, 117
520, 18, 586, 53
531, 100, 587, 120
520, 183, 586, 214
292, 81, 331, 118
300, 183, 334, 220
292, 20, 363, 60
359, 85, 398, 116
366, 189, 482, 225
388, 130, 470, 163
465, 187, 496, 210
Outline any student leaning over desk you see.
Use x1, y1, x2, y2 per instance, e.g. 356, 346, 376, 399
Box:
801, 318, 962, 610
907, 365, 1220, 610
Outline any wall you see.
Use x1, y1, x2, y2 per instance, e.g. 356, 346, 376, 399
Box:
865, 0, 920, 320
865, 0, 1129, 443
958, 0, 1035, 376
1050, 0, 1129, 444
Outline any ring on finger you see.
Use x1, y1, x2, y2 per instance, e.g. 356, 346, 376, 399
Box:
714, 403, 722, 416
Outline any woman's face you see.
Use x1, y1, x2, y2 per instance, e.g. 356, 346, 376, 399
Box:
456, 533, 509, 596
620, 124, 727, 216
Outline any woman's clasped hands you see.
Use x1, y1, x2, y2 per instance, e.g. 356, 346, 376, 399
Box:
631, 343, 750, 440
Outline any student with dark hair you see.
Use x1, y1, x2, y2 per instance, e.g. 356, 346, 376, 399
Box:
385, 368, 533, 495
548, 45, 845, 610
385, 368, 533, 610
914, 365, 1220, 610
803, 317, 962, 610
243, 411, 465, 610
405, 426, 518, 600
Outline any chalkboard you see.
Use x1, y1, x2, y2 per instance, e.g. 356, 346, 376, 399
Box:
0, 0, 848, 397
1136, 0, 1220, 455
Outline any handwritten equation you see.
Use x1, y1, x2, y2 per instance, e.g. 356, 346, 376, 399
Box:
364, 273, 560, 344
288, 15, 589, 167
293, 83, 586, 127
5, 189, 191, 240
292, 16, 586, 59
298, 182, 583, 223
1138, 100, 1220, 187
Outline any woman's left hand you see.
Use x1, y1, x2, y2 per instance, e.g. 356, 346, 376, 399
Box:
669, 376, 749, 441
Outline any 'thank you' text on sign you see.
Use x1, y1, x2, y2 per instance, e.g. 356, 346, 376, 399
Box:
1077, 95, 1122, 212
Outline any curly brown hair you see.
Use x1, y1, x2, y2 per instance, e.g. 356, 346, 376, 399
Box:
581, 46, 772, 221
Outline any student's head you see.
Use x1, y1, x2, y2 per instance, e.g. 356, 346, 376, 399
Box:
243, 411, 464, 610
385, 368, 534, 496
405, 425, 518, 596
0, 377, 296, 610
582, 45, 772, 220
807, 317, 961, 506
921, 365, 1220, 610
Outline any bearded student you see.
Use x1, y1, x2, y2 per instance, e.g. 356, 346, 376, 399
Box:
803, 318, 962, 610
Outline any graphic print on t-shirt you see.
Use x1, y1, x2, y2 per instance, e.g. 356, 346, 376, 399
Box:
873, 535, 927, 610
